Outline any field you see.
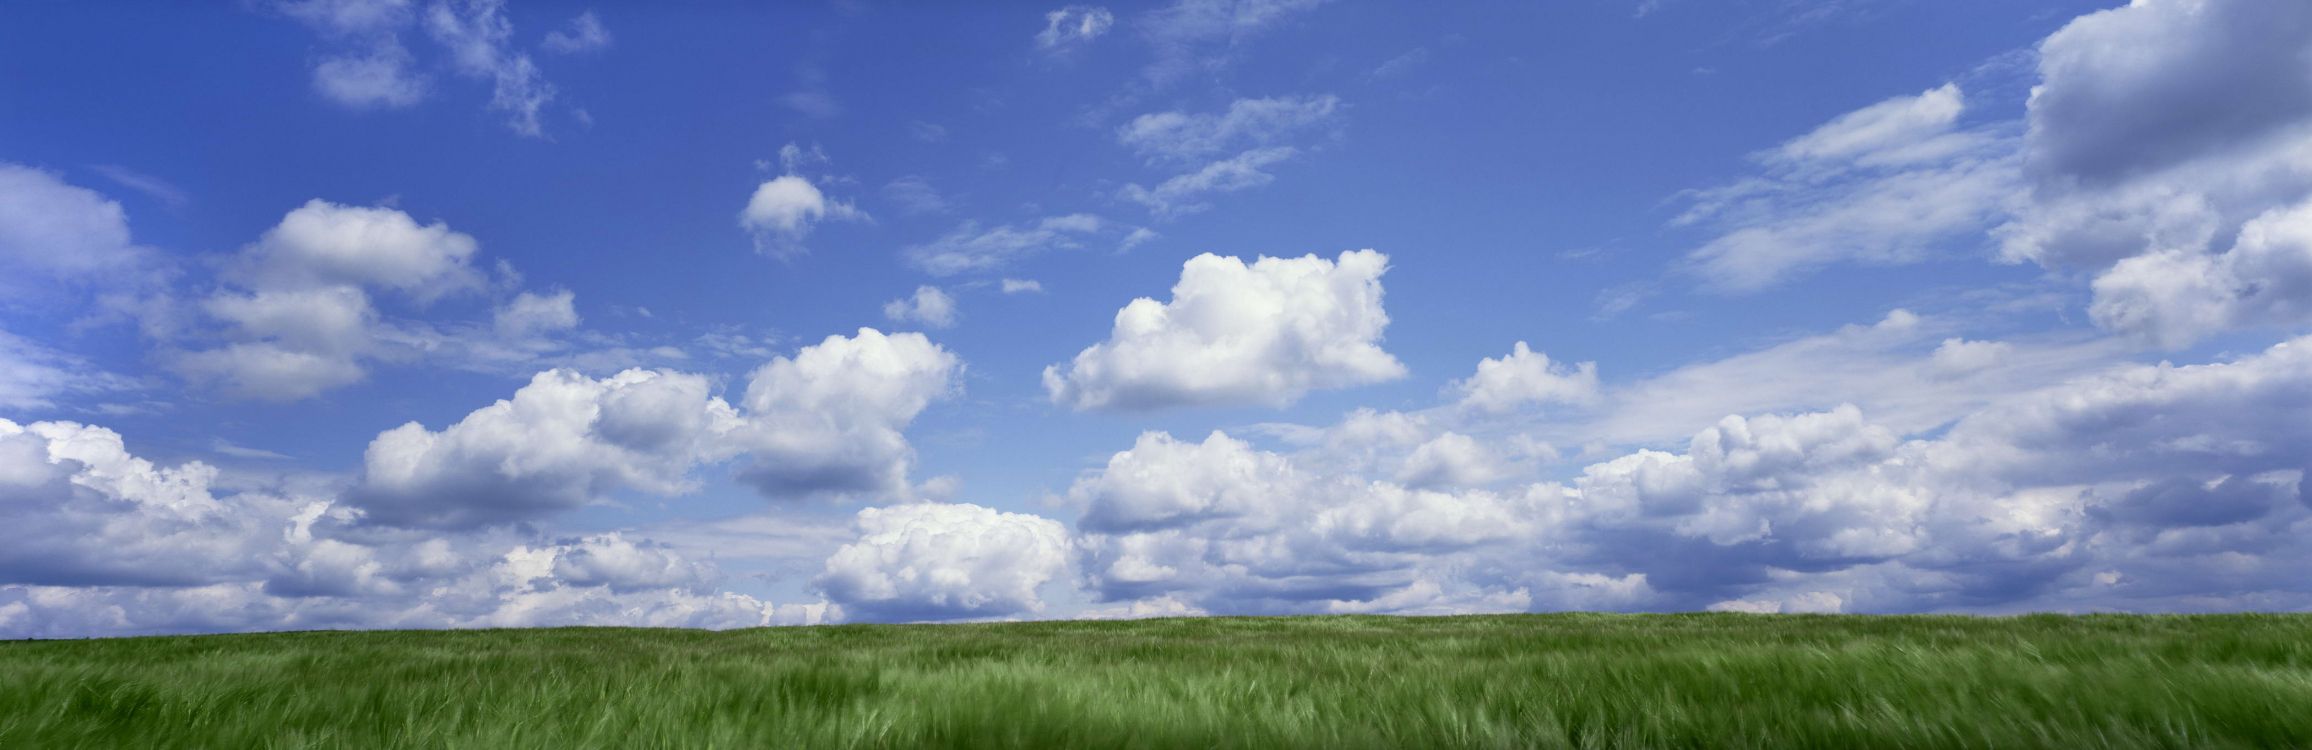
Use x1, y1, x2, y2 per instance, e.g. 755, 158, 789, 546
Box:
4, 613, 2311, 748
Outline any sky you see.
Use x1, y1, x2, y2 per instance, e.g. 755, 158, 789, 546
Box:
2, 0, 2310, 635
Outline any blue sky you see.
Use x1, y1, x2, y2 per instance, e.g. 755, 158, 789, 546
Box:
3, 0, 2311, 634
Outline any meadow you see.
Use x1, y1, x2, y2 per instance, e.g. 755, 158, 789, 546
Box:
3, 613, 2310, 748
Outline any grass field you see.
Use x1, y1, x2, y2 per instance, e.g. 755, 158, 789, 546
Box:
4, 613, 2311, 748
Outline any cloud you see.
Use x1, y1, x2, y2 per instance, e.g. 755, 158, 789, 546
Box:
880, 175, 951, 216
1000, 278, 1044, 294
228, 199, 484, 300
1678, 0, 2312, 340
780, 91, 843, 119
816, 502, 1071, 621
312, 43, 428, 109
727, 329, 961, 499
423, 0, 557, 137
0, 415, 840, 638
493, 289, 580, 339
1676, 84, 2020, 291
171, 200, 512, 400
908, 121, 948, 143
540, 10, 611, 54
883, 285, 958, 329
1772, 83, 1966, 165
277, 0, 578, 135
88, 165, 189, 209
902, 214, 1104, 275
1139, 0, 1331, 85
0, 163, 149, 292
1037, 6, 1115, 51
1450, 342, 1600, 413
1997, 0, 2312, 347
349, 328, 959, 529
741, 173, 865, 257
1575, 310, 2124, 446
350, 368, 737, 528
1069, 430, 1544, 614
0, 329, 134, 412
1117, 94, 1339, 164
1044, 249, 1404, 410
1118, 146, 1299, 216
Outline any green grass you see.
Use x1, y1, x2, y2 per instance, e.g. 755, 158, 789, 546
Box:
4, 613, 2311, 748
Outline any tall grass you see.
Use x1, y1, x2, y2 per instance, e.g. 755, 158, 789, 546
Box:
4, 613, 2310, 748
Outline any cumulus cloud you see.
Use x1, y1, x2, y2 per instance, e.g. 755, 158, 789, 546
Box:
493, 289, 580, 339
1999, 0, 2312, 337
0, 418, 823, 637
228, 199, 484, 300
882, 286, 958, 329
1037, 6, 1114, 51
741, 158, 866, 257
170, 200, 528, 401
816, 502, 1071, 621
1678, 0, 2312, 342
1451, 342, 1600, 412
0, 163, 149, 294
728, 329, 961, 499
1044, 249, 1405, 410
350, 328, 960, 529
351, 368, 737, 528
902, 214, 1103, 276
1069, 430, 1545, 614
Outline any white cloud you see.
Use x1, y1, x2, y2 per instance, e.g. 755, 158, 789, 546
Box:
1575, 310, 2124, 446
1118, 94, 1338, 164
728, 329, 961, 499
423, 0, 557, 137
540, 10, 611, 54
1000, 278, 1044, 294
1773, 83, 1965, 166
1118, 146, 1298, 217
347, 328, 959, 529
1929, 337, 2012, 377
1069, 430, 1546, 614
1118, 227, 1159, 252
171, 200, 527, 401
741, 171, 865, 257
882, 286, 958, 329
0, 414, 838, 637
1037, 6, 1115, 51
0, 164, 148, 291
229, 199, 484, 301
1677, 84, 2019, 291
816, 502, 1071, 621
1139, 0, 1331, 85
88, 165, 189, 209
903, 214, 1103, 276
1045, 249, 1404, 410
494, 289, 580, 339
881, 175, 950, 216
313, 43, 428, 109
351, 368, 738, 528
0, 328, 134, 411
1451, 342, 1600, 412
